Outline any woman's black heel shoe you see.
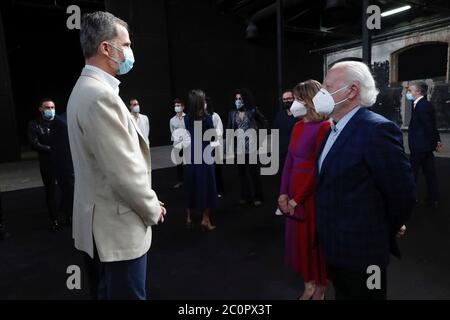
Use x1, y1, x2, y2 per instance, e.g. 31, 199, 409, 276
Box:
200, 222, 216, 232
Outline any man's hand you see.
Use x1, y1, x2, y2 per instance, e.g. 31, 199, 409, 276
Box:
278, 195, 289, 214
397, 225, 407, 238
159, 201, 167, 224
436, 142, 444, 153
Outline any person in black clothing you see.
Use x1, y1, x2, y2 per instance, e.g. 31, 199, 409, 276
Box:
226, 89, 268, 207
407, 81, 443, 208
0, 191, 11, 241
28, 98, 59, 231
49, 113, 74, 226
273, 89, 298, 171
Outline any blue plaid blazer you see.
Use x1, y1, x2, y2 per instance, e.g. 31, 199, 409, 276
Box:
315, 107, 416, 271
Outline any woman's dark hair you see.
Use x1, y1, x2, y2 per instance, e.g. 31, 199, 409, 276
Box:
173, 98, 184, 106
187, 89, 206, 126
232, 88, 255, 111
205, 96, 215, 115
39, 98, 55, 108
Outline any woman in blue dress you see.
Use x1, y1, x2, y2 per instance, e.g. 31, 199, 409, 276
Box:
184, 90, 218, 232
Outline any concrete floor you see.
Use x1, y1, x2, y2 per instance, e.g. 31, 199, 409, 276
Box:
1, 160, 449, 300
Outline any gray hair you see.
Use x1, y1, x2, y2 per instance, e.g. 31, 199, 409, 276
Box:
332, 61, 379, 107
80, 11, 128, 59
410, 81, 428, 96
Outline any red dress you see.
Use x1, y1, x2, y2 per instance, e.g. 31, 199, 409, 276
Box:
279, 120, 331, 286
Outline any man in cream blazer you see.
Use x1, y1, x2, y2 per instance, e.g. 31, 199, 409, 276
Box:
67, 11, 166, 300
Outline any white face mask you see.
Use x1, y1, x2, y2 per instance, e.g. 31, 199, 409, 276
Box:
290, 100, 307, 118
175, 106, 183, 113
313, 85, 349, 116
131, 105, 140, 113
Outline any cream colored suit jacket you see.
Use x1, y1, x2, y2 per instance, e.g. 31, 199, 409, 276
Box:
67, 67, 161, 262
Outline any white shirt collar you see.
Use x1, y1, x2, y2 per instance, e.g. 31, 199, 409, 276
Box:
174, 113, 186, 119
331, 106, 362, 133
84, 65, 121, 94
414, 96, 424, 106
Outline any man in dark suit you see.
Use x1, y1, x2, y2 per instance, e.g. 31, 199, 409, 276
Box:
407, 81, 443, 208
313, 61, 416, 300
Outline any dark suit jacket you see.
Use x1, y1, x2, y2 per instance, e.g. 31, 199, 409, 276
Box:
315, 107, 415, 272
49, 113, 74, 179
408, 97, 440, 153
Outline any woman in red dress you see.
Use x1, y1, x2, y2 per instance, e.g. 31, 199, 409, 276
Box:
278, 80, 331, 300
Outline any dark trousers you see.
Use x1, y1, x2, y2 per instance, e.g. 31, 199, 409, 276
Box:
176, 164, 183, 183
176, 149, 184, 183
329, 266, 387, 300
0, 192, 3, 225
410, 151, 439, 202
237, 153, 263, 201
39, 157, 58, 222
215, 164, 224, 194
0, 192, 7, 239
83, 247, 148, 300
56, 174, 74, 223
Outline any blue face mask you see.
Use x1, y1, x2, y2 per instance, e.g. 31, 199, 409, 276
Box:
109, 43, 135, 75
175, 106, 183, 113
235, 100, 244, 110
406, 93, 414, 102
43, 109, 55, 120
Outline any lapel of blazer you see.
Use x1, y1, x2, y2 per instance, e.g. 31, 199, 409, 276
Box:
80, 68, 150, 154
315, 128, 332, 184
317, 107, 366, 183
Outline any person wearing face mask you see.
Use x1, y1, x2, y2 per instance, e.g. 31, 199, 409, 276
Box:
28, 98, 59, 232
273, 89, 299, 170
406, 82, 442, 208
67, 12, 166, 300
170, 99, 189, 189
313, 61, 415, 300
184, 90, 218, 232
129, 98, 150, 146
278, 80, 331, 300
226, 89, 268, 207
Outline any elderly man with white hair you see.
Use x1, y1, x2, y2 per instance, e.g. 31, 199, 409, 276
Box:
313, 61, 416, 300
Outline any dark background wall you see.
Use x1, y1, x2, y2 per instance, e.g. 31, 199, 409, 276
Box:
0, 9, 20, 162
0, 0, 323, 162
106, 0, 323, 146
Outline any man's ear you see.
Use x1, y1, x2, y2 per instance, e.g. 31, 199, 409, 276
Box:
99, 41, 110, 57
38, 107, 43, 113
349, 84, 359, 100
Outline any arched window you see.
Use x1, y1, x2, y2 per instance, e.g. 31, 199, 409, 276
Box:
391, 42, 449, 83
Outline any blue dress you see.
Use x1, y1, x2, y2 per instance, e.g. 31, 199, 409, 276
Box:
184, 115, 218, 210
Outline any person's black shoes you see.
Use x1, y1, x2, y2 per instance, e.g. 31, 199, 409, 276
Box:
51, 221, 61, 232
173, 182, 183, 189
254, 200, 263, 208
429, 201, 439, 209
